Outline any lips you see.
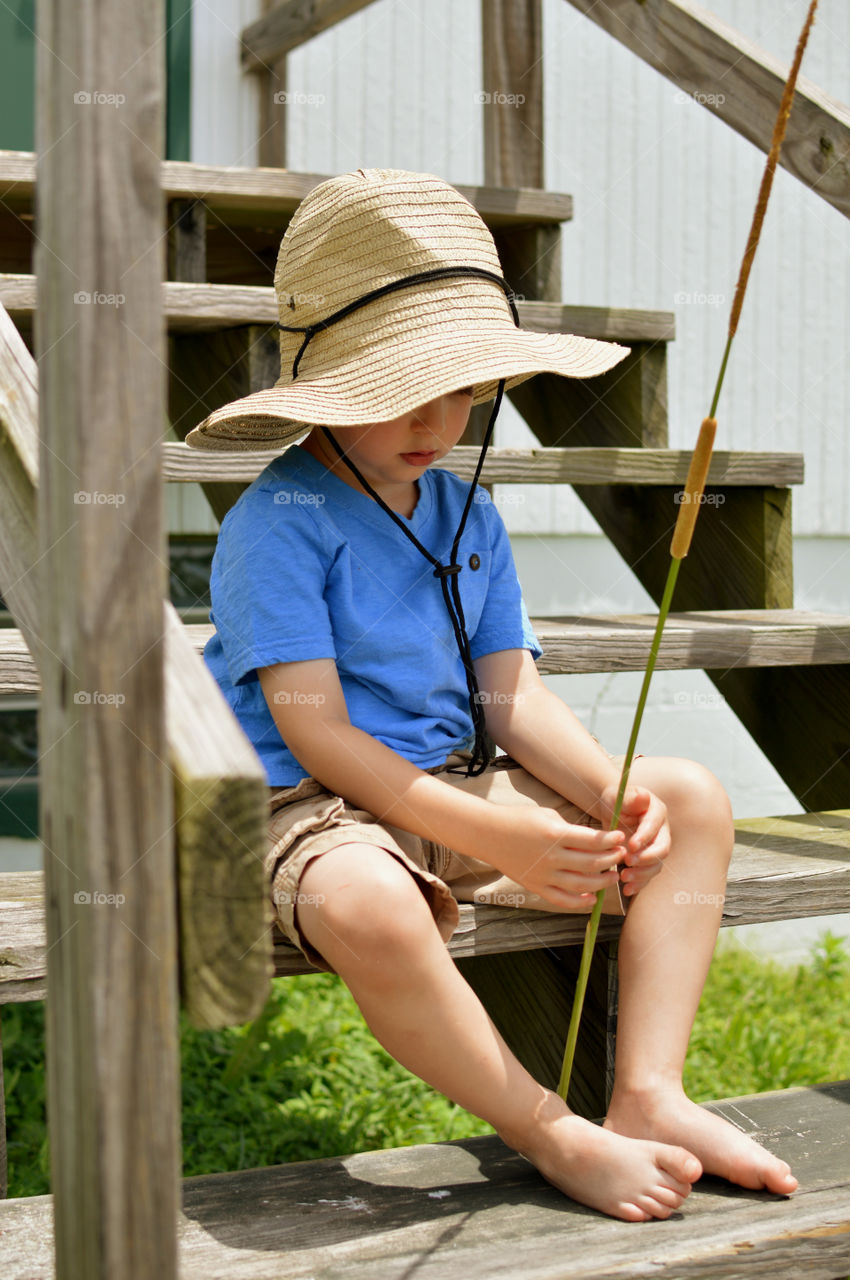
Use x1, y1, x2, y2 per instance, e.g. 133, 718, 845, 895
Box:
401, 451, 437, 465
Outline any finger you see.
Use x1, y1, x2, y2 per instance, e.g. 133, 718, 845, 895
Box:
557, 826, 625, 854
551, 867, 622, 896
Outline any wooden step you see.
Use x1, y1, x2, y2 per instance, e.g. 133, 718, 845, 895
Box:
0, 149, 574, 230
0, 1079, 847, 1277
163, 442, 803, 486
0, 274, 675, 342
4, 810, 849, 998
2, 612, 847, 702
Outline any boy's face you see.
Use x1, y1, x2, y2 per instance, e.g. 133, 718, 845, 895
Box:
304, 388, 474, 499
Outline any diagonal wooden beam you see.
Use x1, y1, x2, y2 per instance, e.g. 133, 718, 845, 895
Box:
563, 0, 850, 219
0, 299, 272, 1033
241, 0, 380, 71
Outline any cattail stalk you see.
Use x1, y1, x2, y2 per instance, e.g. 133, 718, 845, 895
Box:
557, 0, 819, 1104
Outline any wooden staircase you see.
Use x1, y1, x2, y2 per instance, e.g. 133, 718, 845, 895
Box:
0, 0, 849, 1274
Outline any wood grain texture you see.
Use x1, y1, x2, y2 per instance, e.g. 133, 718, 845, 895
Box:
0, 1081, 848, 1277
563, 0, 850, 219
0, 151, 574, 228
4, 277, 672, 338
0, 303, 273, 1029
257, 0, 288, 169
35, 0, 179, 1272
241, 0, 380, 69
3, 611, 849, 701
6, 810, 850, 989
160, 443, 805, 487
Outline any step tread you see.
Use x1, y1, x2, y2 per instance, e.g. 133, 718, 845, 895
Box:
0, 150, 574, 228
163, 442, 804, 486
0, 1081, 847, 1278
0, 273, 675, 342
3, 810, 849, 995
4, 611, 847, 701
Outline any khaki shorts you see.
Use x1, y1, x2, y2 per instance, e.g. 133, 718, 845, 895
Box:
266, 752, 628, 974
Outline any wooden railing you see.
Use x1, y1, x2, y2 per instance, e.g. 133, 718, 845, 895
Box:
563, 0, 850, 219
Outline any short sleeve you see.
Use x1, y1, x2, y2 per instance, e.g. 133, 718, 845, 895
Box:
469, 494, 542, 662
209, 493, 337, 687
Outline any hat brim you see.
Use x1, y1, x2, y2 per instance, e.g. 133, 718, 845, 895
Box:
185, 324, 629, 452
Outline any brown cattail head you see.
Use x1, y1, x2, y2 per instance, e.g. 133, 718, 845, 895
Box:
671, 418, 718, 559
728, 0, 818, 340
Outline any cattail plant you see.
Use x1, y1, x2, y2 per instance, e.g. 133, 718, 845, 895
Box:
558, 0, 820, 1104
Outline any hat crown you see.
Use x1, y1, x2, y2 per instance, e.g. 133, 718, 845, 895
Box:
274, 169, 502, 332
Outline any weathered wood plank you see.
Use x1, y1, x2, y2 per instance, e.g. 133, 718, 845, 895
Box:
0, 151, 575, 229
3, 611, 849, 702
160, 443, 804, 487
242, 0, 380, 69
167, 328, 280, 524
3, 276, 670, 339
0, 1081, 847, 1278
36, 0, 179, 1271
6, 810, 850, 990
0, 291, 273, 1029
257, 0, 288, 169
166, 199, 207, 282
563, 0, 850, 220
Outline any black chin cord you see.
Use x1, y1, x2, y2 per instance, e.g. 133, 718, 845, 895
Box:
318, 380, 506, 777
274, 265, 521, 776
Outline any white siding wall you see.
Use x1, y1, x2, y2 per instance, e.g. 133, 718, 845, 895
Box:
189, 0, 850, 538
180, 0, 850, 831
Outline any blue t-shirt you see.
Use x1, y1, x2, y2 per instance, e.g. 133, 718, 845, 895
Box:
204, 444, 542, 786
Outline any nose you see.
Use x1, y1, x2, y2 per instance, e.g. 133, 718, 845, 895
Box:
411, 395, 452, 434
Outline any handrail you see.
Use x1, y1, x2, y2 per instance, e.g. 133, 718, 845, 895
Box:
563, 0, 849, 219
0, 300, 272, 1031
241, 0, 380, 71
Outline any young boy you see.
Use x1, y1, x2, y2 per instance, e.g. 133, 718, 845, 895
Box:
187, 168, 797, 1222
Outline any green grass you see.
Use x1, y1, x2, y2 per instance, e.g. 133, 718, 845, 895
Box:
4, 932, 849, 1199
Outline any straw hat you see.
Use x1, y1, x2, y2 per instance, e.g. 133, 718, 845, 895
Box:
185, 168, 630, 452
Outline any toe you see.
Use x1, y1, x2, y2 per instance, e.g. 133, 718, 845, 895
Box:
663, 1146, 702, 1184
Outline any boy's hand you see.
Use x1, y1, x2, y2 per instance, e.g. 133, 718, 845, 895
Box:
480, 806, 626, 910
597, 782, 671, 897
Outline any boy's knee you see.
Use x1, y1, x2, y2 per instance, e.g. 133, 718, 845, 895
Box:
298, 843, 436, 961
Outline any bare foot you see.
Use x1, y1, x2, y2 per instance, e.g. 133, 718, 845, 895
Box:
498, 1089, 702, 1222
604, 1085, 798, 1196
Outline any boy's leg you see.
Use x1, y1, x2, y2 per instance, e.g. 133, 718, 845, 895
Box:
296, 841, 702, 1222
603, 755, 797, 1195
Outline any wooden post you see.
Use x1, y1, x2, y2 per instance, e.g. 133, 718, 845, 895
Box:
455, 0, 616, 1119
36, 1, 179, 1275
258, 0, 288, 169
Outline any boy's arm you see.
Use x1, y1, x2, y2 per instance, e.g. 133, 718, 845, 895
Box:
473, 647, 620, 820
257, 656, 625, 908
474, 647, 671, 887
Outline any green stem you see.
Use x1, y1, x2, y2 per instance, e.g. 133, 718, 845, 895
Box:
709, 333, 733, 421
557, 557, 682, 1102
